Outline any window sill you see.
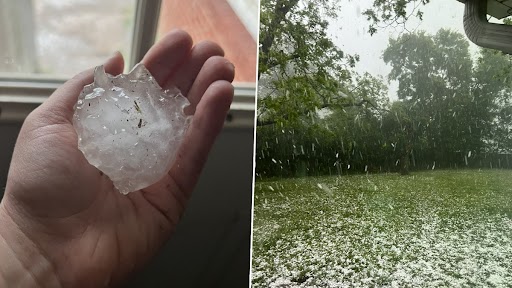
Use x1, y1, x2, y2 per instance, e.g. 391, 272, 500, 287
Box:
0, 80, 255, 129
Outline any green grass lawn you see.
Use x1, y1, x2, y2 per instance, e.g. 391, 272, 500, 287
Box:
251, 170, 512, 287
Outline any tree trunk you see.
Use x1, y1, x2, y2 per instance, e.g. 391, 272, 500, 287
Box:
400, 153, 410, 175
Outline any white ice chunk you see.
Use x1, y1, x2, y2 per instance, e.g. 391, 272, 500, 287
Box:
73, 63, 191, 194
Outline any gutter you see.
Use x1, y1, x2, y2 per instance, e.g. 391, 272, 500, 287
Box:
463, 0, 512, 54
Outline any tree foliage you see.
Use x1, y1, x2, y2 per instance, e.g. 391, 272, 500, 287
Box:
257, 0, 435, 127
257, 28, 512, 178
383, 29, 477, 172
258, 0, 371, 127
256, 0, 512, 178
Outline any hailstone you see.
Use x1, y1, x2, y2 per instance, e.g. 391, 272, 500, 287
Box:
73, 63, 191, 194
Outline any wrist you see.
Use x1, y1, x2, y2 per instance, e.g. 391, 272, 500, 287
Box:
0, 203, 62, 288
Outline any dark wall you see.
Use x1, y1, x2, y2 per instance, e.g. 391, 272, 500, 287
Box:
126, 127, 254, 287
0, 124, 254, 288
0, 123, 22, 192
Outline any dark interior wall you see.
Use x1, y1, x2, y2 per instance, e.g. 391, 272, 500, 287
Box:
127, 127, 254, 287
0, 123, 254, 288
0, 123, 22, 192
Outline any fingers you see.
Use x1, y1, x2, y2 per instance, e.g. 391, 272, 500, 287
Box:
39, 52, 125, 123
140, 30, 233, 114
141, 29, 193, 86
168, 80, 234, 197
184, 56, 235, 114
163, 40, 225, 96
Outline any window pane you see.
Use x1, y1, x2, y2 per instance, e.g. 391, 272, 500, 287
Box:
156, 0, 258, 84
0, 0, 136, 78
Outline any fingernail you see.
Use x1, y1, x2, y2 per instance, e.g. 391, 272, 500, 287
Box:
229, 61, 235, 74
106, 51, 120, 62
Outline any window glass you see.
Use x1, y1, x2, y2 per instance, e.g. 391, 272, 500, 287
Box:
156, 0, 258, 84
0, 0, 136, 78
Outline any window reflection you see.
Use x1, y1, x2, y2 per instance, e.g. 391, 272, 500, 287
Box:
156, 0, 258, 84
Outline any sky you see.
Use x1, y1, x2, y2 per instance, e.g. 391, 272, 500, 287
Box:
328, 0, 481, 100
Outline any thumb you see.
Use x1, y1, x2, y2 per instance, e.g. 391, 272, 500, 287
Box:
38, 52, 125, 124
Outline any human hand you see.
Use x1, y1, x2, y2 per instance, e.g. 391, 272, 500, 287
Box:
0, 29, 235, 287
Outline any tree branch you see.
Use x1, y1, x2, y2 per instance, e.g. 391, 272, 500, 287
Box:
259, 0, 300, 79
257, 118, 278, 127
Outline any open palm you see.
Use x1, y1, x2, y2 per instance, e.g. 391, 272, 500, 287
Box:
0, 30, 235, 287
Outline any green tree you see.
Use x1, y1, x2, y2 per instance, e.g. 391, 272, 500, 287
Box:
324, 73, 390, 169
383, 29, 475, 168
474, 48, 512, 155
380, 101, 421, 174
257, 0, 435, 127
258, 0, 359, 127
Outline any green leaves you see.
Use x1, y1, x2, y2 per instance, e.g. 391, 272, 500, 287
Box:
363, 0, 430, 35
258, 0, 358, 127
257, 0, 512, 177
258, 0, 437, 128
382, 28, 512, 169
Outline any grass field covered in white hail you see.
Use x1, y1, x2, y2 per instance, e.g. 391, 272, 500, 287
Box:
252, 170, 512, 287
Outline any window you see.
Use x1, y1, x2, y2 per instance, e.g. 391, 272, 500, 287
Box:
0, 0, 256, 127
0, 0, 136, 78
